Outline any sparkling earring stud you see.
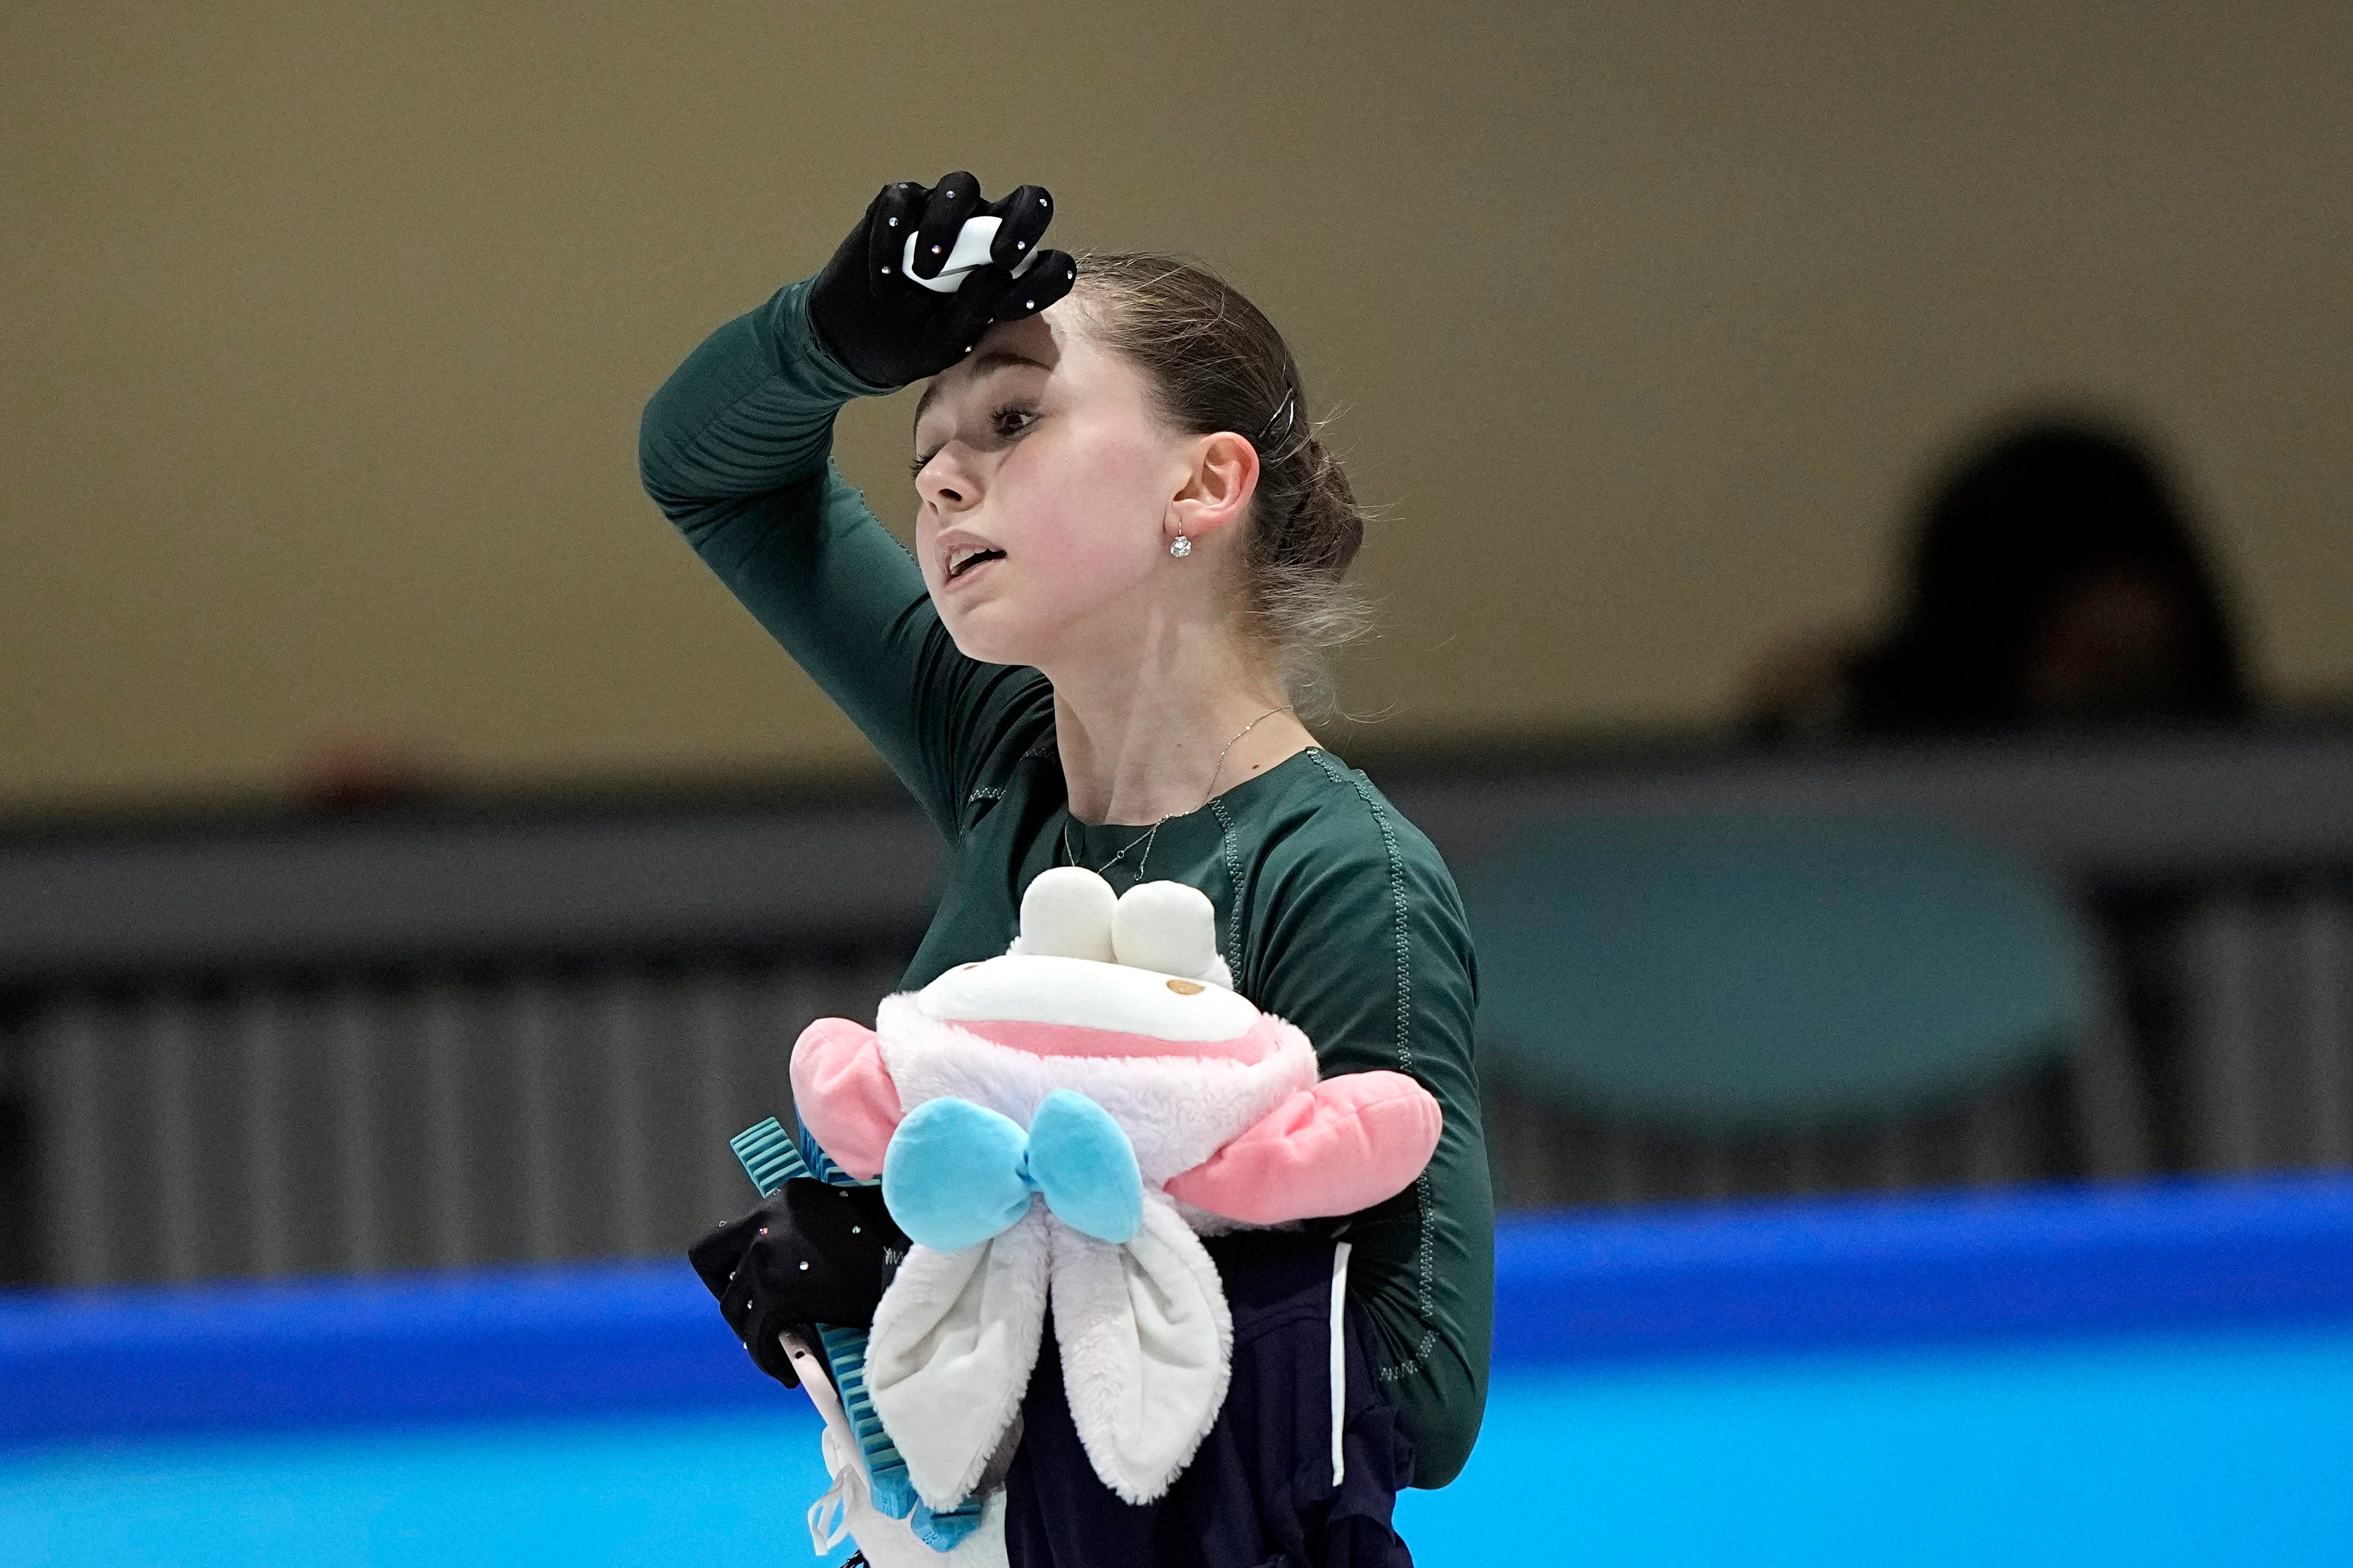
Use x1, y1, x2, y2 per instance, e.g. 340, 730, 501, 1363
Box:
1170, 531, 1192, 558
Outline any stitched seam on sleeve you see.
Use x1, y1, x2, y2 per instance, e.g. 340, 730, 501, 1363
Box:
1207, 797, 1246, 982
1305, 749, 1440, 1385
958, 783, 1008, 840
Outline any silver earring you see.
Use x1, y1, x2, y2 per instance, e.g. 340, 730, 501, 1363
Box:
1170, 527, 1192, 558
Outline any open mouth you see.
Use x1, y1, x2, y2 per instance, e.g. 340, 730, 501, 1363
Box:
945, 545, 1007, 582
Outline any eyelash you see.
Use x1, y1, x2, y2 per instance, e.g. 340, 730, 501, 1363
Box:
911, 403, 1039, 476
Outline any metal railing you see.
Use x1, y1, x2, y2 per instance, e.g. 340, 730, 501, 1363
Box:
25, 957, 909, 1287
6, 725, 2351, 1287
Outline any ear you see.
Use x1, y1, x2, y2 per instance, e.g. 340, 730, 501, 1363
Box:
1112, 880, 1231, 988
1013, 866, 1118, 961
1165, 431, 1260, 548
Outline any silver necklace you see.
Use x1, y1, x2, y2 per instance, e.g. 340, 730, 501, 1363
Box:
1061, 704, 1294, 886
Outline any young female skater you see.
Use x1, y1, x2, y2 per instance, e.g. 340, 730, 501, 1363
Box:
645, 173, 1492, 1564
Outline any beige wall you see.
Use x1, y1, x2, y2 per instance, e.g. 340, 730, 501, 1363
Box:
6, 2, 2348, 809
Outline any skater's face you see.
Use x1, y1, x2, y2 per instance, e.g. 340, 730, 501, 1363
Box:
909, 301, 1261, 672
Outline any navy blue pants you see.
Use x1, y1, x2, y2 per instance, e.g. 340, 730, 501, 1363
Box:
1001, 1229, 1418, 1567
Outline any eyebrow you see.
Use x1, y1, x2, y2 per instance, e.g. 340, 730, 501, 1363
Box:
912, 350, 1055, 430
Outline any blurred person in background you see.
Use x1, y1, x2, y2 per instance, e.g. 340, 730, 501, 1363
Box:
643, 173, 1488, 1564
1745, 418, 2252, 740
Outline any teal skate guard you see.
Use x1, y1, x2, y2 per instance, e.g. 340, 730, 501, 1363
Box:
730, 1118, 986, 1550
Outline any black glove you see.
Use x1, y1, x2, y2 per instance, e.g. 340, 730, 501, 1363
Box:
805, 171, 1078, 390
686, 1178, 909, 1388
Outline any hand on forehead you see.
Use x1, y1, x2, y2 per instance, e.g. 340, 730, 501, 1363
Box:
912, 307, 1080, 436
938, 308, 1062, 386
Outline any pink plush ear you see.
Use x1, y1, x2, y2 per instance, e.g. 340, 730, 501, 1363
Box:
1164, 1070, 1441, 1225
788, 1016, 902, 1181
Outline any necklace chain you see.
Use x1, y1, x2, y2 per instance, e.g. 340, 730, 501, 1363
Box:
1061, 704, 1294, 885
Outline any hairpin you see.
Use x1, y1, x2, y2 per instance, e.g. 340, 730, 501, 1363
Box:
1254, 387, 1298, 452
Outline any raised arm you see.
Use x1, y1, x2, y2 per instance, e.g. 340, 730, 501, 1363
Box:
636, 176, 1075, 836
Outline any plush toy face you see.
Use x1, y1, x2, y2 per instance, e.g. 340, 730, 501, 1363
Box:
878, 868, 1315, 1186
916, 954, 1283, 1063
870, 868, 1318, 1191
791, 864, 1439, 1214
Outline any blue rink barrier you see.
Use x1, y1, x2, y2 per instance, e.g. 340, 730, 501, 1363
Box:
1, 1260, 775, 1446
7, 1173, 2353, 1565
1492, 1170, 2353, 1363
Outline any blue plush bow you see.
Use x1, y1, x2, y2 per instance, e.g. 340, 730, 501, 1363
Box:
881, 1090, 1145, 1252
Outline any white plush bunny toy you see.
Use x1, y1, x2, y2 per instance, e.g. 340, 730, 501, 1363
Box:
789, 866, 1442, 1526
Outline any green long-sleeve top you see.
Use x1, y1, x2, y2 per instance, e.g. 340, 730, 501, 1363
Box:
637, 277, 1493, 1487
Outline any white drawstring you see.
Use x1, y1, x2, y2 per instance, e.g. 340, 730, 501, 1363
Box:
1328, 1239, 1353, 1488
807, 1425, 855, 1553
790, 1337, 859, 1554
